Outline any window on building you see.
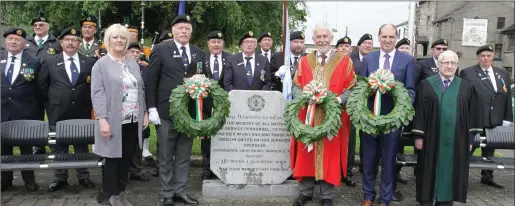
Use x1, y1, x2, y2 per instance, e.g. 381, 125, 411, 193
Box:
508, 34, 515, 51
426, 15, 431, 26
497, 17, 506, 29
495, 44, 503, 59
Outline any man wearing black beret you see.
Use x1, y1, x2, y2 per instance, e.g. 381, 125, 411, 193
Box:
354, 33, 373, 61
418, 38, 448, 76
395, 38, 410, 53
146, 14, 206, 206
25, 9, 62, 68
460, 45, 513, 190
224, 31, 272, 91
256, 31, 274, 62
269, 31, 306, 92
1, 28, 42, 192
39, 28, 96, 192
336, 36, 352, 55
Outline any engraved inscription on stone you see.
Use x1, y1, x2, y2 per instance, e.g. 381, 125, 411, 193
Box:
211, 90, 292, 185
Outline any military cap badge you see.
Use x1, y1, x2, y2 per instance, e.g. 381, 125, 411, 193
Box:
41, 17, 45, 21
368, 34, 372, 38
443, 39, 447, 44
344, 38, 348, 43
124, 24, 129, 28
218, 33, 222, 38
16, 30, 22, 36
489, 46, 493, 50
87, 17, 91, 21
186, 15, 190, 21
249, 31, 253, 36
268, 32, 271, 36
301, 33, 305, 38
71, 29, 76, 35
168, 33, 173, 37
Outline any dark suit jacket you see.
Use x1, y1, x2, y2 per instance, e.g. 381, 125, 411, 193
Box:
223, 52, 273, 92
38, 52, 95, 126
417, 57, 439, 78
349, 52, 363, 76
460, 65, 513, 128
25, 34, 62, 62
269, 51, 307, 92
146, 41, 206, 119
1, 50, 44, 122
255, 49, 274, 62
203, 50, 231, 115
359, 50, 415, 114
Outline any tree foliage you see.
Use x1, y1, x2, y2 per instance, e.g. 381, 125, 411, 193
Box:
0, 1, 308, 50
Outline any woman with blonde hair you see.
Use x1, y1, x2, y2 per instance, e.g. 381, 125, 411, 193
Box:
91, 23, 148, 206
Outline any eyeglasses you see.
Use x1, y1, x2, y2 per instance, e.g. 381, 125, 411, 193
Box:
6, 37, 22, 43
435, 47, 447, 51
439, 61, 458, 66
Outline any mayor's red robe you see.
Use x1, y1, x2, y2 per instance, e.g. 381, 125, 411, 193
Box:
290, 51, 356, 186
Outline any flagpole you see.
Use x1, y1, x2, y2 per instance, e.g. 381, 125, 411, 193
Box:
407, 1, 417, 55
282, 1, 288, 60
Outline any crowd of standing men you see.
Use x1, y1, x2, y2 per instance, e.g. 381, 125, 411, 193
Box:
1, 9, 513, 206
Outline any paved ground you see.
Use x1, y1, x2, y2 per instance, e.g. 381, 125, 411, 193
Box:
1, 155, 514, 206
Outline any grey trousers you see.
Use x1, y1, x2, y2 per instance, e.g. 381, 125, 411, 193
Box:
298, 178, 335, 200
156, 118, 194, 198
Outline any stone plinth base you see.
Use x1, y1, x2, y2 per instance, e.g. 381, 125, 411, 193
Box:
202, 180, 299, 197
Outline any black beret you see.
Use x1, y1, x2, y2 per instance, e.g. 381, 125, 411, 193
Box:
128, 42, 141, 50
431, 38, 448, 48
58, 28, 81, 40
207, 31, 223, 40
171, 14, 191, 27
31, 9, 49, 25
258, 31, 272, 42
395, 38, 410, 49
476, 45, 494, 55
357, 34, 372, 46
290, 31, 304, 41
159, 31, 173, 43
336, 36, 352, 47
80, 15, 98, 26
239, 31, 256, 46
3, 28, 27, 39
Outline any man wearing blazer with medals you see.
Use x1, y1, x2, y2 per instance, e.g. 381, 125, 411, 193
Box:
38, 28, 96, 192
201, 30, 231, 180
146, 14, 206, 206
223, 31, 273, 91
460, 45, 513, 189
256, 31, 274, 62
1, 28, 42, 192
269, 31, 306, 92
78, 15, 99, 59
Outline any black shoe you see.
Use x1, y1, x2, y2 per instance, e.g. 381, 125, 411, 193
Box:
321, 199, 333, 206
163, 197, 175, 206
48, 180, 68, 192
293, 195, 312, 206
152, 167, 159, 177
348, 170, 354, 177
396, 174, 408, 184
1, 181, 13, 191
392, 189, 404, 202
342, 177, 356, 187
96, 191, 110, 205
79, 178, 95, 188
130, 172, 150, 182
202, 170, 212, 180
359, 165, 363, 173
25, 181, 39, 191
174, 194, 199, 205
480, 179, 504, 189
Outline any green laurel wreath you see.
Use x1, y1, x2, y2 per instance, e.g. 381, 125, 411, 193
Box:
169, 80, 230, 138
284, 89, 343, 145
346, 76, 415, 136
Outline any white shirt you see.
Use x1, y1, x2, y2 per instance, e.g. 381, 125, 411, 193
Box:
261, 49, 271, 62
4, 52, 22, 84
82, 39, 95, 50
433, 57, 439, 68
439, 74, 454, 85
379, 49, 395, 70
359, 53, 364, 61
481, 65, 497, 92
242, 53, 256, 76
317, 49, 332, 65
62, 52, 81, 82
34, 34, 49, 45
174, 40, 191, 64
210, 53, 223, 77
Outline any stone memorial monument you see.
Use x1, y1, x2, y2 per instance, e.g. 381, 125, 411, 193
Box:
202, 90, 299, 197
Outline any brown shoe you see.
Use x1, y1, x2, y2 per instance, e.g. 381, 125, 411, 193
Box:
361, 200, 373, 206
379, 203, 386, 206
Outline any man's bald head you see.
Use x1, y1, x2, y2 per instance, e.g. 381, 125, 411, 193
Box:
378, 24, 398, 53
378, 24, 398, 36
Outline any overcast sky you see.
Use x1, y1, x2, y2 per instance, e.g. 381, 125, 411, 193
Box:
302, 1, 411, 47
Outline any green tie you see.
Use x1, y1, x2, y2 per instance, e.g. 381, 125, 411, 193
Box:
37, 39, 43, 49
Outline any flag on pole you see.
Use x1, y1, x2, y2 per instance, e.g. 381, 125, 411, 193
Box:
178, 0, 186, 15
281, 2, 293, 101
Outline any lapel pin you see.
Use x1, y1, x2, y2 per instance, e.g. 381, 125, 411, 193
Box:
257, 63, 260, 66
0, 60, 6, 63
57, 62, 64, 66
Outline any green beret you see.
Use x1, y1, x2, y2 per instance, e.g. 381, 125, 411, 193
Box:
357, 34, 372, 46
239, 31, 255, 46
171, 14, 191, 27
207, 31, 223, 40
3, 28, 27, 39
395, 38, 410, 49
80, 15, 98, 26
258, 31, 272, 42
476, 45, 494, 55
31, 9, 49, 25
290, 31, 305, 41
58, 28, 81, 40
431, 38, 448, 48
336, 36, 352, 47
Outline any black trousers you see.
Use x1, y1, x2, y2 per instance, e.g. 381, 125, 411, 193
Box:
420, 201, 454, 206
129, 127, 150, 175
1, 145, 36, 184
346, 125, 357, 176
470, 146, 495, 181
50, 123, 90, 182
201, 112, 211, 172
103, 123, 138, 196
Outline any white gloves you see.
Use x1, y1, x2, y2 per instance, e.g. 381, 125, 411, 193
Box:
502, 120, 513, 127
148, 107, 161, 125
275, 65, 289, 79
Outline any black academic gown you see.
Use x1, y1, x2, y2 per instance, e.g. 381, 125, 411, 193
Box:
411, 75, 482, 203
